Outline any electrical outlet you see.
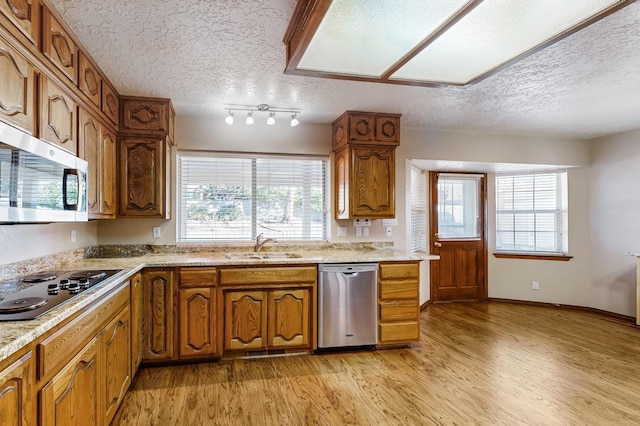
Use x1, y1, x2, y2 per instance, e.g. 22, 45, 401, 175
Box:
356, 227, 362, 237
386, 227, 392, 236
70, 229, 76, 243
362, 218, 371, 227
532, 281, 540, 290
153, 226, 161, 238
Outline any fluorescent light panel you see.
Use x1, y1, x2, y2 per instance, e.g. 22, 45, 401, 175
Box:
294, 0, 624, 85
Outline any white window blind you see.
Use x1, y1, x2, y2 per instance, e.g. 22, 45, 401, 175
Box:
495, 170, 568, 253
410, 165, 427, 253
178, 153, 328, 242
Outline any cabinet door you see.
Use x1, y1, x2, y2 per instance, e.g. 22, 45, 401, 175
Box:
334, 147, 349, 219
102, 306, 130, 424
0, 35, 36, 134
79, 109, 101, 215
0, 0, 40, 46
267, 289, 310, 349
121, 98, 169, 133
79, 52, 100, 107
40, 335, 102, 426
42, 8, 77, 83
0, 352, 35, 426
351, 147, 395, 218
179, 288, 216, 358
375, 115, 400, 143
119, 138, 166, 217
39, 76, 77, 154
142, 269, 174, 361
101, 80, 118, 126
100, 128, 117, 216
130, 273, 142, 376
347, 114, 375, 142
224, 291, 266, 351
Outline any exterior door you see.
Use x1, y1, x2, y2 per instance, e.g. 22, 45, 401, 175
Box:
429, 172, 487, 301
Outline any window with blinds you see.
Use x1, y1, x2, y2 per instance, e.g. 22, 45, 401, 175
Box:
495, 170, 568, 253
409, 165, 427, 253
177, 153, 328, 242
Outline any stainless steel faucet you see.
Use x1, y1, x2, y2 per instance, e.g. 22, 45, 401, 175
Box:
254, 233, 277, 252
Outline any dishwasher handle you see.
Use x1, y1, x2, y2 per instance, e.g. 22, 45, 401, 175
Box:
341, 272, 359, 277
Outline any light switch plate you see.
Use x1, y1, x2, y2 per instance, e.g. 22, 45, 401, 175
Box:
382, 218, 398, 226
337, 226, 347, 237
153, 226, 161, 238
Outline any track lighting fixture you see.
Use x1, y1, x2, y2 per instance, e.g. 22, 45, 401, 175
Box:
225, 110, 234, 125
290, 113, 300, 127
223, 104, 301, 127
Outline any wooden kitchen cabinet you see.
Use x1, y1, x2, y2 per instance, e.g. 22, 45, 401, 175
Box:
0, 0, 40, 47
0, 34, 36, 135
130, 272, 143, 376
377, 262, 420, 346
102, 306, 131, 424
79, 52, 101, 107
142, 268, 175, 362
118, 137, 168, 218
332, 111, 400, 219
120, 96, 171, 134
39, 75, 78, 154
39, 335, 102, 426
0, 352, 35, 426
220, 266, 316, 354
79, 108, 116, 218
178, 267, 218, 359
42, 7, 78, 84
101, 80, 118, 126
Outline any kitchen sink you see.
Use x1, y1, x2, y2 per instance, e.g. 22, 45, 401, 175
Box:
225, 252, 303, 260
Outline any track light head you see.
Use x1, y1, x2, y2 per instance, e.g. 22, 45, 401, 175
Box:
246, 112, 254, 125
267, 112, 275, 126
290, 113, 300, 127
225, 111, 234, 125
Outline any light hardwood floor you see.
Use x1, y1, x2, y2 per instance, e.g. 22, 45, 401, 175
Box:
113, 302, 640, 425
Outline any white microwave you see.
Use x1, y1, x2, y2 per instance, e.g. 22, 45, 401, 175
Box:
0, 123, 88, 223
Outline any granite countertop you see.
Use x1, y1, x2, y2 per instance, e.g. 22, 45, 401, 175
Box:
0, 249, 438, 364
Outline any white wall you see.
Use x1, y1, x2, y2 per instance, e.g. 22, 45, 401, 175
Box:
589, 129, 640, 316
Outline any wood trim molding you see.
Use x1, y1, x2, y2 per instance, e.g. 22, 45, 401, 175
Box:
493, 253, 573, 261
420, 300, 432, 311
488, 298, 638, 327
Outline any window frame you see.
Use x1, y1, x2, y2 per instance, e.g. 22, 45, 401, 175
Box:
176, 150, 329, 243
494, 169, 571, 260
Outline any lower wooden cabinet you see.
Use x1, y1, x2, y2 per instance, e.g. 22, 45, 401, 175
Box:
378, 262, 420, 346
40, 335, 102, 426
142, 268, 175, 362
268, 289, 311, 349
224, 290, 267, 351
102, 306, 131, 424
0, 352, 35, 426
179, 287, 217, 358
130, 272, 143, 376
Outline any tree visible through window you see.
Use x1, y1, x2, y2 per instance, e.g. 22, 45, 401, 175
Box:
178, 154, 328, 242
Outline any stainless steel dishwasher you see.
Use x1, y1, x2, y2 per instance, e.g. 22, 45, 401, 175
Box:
318, 263, 378, 349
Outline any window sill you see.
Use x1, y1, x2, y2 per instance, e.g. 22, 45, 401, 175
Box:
493, 253, 573, 261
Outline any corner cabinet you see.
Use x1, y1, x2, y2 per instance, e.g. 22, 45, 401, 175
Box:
377, 261, 420, 346
118, 96, 174, 218
219, 265, 316, 355
332, 111, 401, 219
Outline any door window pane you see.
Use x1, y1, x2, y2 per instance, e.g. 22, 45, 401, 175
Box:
437, 174, 482, 239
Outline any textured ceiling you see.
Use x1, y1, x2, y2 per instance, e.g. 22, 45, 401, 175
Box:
49, 0, 640, 139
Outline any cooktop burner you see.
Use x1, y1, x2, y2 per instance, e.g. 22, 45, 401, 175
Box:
0, 296, 47, 313
0, 269, 123, 321
21, 272, 58, 283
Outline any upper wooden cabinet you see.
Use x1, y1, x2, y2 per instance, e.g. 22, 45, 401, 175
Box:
79, 52, 100, 107
332, 111, 400, 151
0, 34, 36, 134
120, 96, 172, 135
0, 0, 40, 47
39, 75, 77, 154
42, 7, 78, 84
332, 111, 400, 219
79, 108, 116, 218
101, 79, 118, 126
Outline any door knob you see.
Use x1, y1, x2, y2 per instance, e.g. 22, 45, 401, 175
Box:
434, 242, 442, 248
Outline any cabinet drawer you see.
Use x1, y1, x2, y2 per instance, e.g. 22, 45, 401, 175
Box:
37, 282, 129, 379
219, 266, 316, 286
379, 281, 418, 300
379, 322, 419, 343
379, 302, 418, 322
379, 263, 418, 281
179, 267, 217, 288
